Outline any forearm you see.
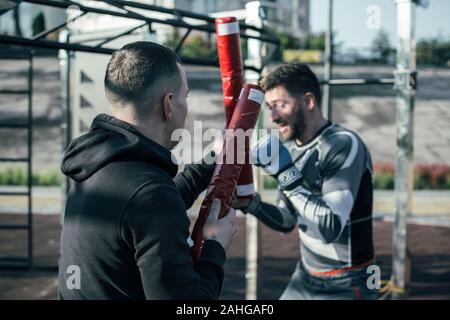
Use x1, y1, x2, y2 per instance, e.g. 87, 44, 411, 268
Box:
245, 193, 296, 233
127, 183, 225, 300
139, 240, 226, 300
173, 161, 215, 209
192, 240, 226, 299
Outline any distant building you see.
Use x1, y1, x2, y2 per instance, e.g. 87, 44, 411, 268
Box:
0, 0, 309, 44
148, 0, 310, 43
190, 0, 310, 43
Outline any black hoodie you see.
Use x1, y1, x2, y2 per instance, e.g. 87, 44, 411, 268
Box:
58, 114, 224, 300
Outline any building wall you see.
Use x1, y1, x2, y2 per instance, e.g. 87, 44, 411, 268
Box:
189, 0, 310, 41
0, 1, 309, 42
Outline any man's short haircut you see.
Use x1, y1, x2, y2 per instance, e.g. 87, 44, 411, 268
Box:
261, 62, 322, 107
104, 41, 182, 115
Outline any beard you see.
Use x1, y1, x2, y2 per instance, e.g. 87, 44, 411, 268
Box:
276, 106, 306, 141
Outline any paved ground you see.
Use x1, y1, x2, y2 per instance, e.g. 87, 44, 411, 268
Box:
0, 214, 449, 300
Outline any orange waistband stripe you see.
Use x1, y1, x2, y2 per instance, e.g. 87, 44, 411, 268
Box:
309, 259, 374, 277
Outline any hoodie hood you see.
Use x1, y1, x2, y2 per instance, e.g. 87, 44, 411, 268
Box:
61, 114, 178, 182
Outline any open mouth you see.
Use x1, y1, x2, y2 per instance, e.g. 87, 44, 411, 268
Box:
277, 123, 289, 134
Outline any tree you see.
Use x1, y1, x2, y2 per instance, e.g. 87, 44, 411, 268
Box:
304, 32, 343, 53
371, 29, 392, 63
182, 35, 216, 59
272, 31, 300, 61
163, 29, 181, 50
164, 30, 216, 59
32, 12, 46, 36
417, 37, 450, 66
304, 32, 326, 50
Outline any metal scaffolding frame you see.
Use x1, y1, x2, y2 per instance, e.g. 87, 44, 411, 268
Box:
320, 0, 421, 300
0, 0, 279, 73
0, 49, 34, 270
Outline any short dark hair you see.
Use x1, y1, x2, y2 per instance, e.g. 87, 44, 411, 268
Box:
261, 62, 322, 107
104, 41, 181, 112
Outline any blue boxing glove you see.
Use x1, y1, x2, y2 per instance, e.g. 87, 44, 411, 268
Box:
251, 134, 304, 191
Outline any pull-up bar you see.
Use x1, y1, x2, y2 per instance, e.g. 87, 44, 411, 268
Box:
0, 0, 279, 73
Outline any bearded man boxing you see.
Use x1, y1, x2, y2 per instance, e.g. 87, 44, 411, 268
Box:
234, 63, 377, 300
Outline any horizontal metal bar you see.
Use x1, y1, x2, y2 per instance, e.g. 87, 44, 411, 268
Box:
0, 225, 29, 230
0, 158, 29, 162
2, 0, 278, 70
0, 54, 31, 60
0, 123, 29, 128
26, 0, 215, 35
0, 258, 32, 270
319, 78, 395, 86
0, 191, 30, 196
0, 257, 29, 262
24, 0, 279, 44
0, 264, 58, 272
105, 0, 216, 23
0, 34, 260, 71
180, 56, 261, 73
180, 56, 218, 67
0, 90, 30, 94
0, 34, 115, 54
91, 0, 270, 35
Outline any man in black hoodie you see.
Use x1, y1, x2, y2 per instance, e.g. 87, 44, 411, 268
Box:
58, 41, 236, 299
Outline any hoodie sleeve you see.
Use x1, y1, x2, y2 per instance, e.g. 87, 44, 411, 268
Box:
173, 160, 215, 209
120, 181, 225, 300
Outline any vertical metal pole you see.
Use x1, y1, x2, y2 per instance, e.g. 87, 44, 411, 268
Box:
322, 0, 333, 120
392, 0, 416, 300
291, 0, 300, 40
27, 51, 34, 269
59, 30, 71, 224
245, 0, 263, 300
